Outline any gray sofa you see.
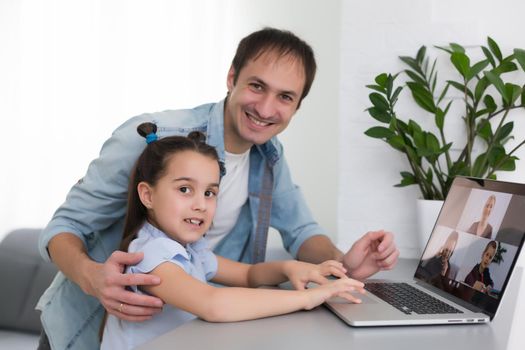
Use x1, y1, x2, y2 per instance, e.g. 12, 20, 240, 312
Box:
0, 228, 57, 349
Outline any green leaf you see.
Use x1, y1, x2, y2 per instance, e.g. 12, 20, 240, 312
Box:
477, 120, 492, 142
386, 74, 394, 96
450, 43, 465, 53
483, 94, 497, 113
451, 52, 470, 78
425, 132, 441, 153
387, 135, 406, 151
401, 133, 415, 149
505, 83, 522, 105
485, 71, 507, 103
395, 172, 417, 187
396, 119, 409, 134
482, 46, 496, 68
416, 46, 427, 63
475, 77, 489, 101
522, 84, 525, 106
488, 37, 503, 63
437, 82, 451, 104
366, 84, 386, 93
413, 130, 425, 149
487, 146, 506, 167
400, 56, 424, 76
406, 82, 437, 113
473, 153, 489, 177
426, 167, 434, 182
514, 48, 525, 71
367, 107, 391, 123
493, 61, 518, 75
474, 108, 491, 118
369, 92, 390, 111
440, 143, 453, 154
405, 70, 427, 86
408, 119, 422, 134
468, 60, 489, 81
499, 157, 517, 171
435, 108, 445, 129
450, 161, 468, 177
496, 121, 514, 142
391, 86, 403, 105
364, 126, 395, 139
375, 73, 388, 87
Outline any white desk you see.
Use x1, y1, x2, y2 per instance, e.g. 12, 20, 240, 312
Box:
138, 259, 522, 350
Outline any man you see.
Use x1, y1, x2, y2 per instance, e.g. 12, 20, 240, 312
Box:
37, 28, 398, 349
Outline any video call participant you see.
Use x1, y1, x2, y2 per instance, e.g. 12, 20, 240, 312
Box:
466, 195, 496, 239
464, 241, 497, 294
417, 231, 458, 288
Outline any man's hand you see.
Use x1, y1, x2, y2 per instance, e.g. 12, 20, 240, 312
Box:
84, 251, 164, 322
342, 230, 399, 280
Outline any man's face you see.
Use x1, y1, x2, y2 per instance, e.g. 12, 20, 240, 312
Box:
224, 51, 306, 153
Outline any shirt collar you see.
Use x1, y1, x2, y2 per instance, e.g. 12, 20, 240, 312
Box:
140, 221, 201, 256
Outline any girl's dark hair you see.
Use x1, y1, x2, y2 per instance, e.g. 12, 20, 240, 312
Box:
120, 122, 221, 251
231, 27, 316, 108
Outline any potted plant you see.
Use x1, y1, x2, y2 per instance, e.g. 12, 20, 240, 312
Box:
364, 37, 525, 201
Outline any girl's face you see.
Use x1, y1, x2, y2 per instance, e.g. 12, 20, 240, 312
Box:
139, 150, 220, 245
480, 246, 496, 270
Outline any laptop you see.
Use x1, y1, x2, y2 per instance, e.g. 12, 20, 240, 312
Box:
325, 176, 525, 326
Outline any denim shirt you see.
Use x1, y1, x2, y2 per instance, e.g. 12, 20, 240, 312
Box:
36, 99, 323, 350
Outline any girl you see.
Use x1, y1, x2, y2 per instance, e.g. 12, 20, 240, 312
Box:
100, 123, 365, 350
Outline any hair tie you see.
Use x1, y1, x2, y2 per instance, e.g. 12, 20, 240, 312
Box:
146, 133, 158, 144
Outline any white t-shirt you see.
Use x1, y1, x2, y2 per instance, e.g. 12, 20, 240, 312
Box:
205, 149, 250, 249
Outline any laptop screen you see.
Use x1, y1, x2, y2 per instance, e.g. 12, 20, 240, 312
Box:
414, 176, 525, 318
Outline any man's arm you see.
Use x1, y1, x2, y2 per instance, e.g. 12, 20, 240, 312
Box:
48, 233, 163, 321
296, 235, 343, 264
297, 231, 399, 281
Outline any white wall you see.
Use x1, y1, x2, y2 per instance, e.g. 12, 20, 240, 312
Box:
338, 0, 525, 262
3, 0, 524, 264
0, 0, 341, 243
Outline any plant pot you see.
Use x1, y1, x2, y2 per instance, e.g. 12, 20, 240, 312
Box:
415, 199, 444, 256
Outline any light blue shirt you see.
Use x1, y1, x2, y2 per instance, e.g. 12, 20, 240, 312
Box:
100, 222, 217, 350
37, 99, 323, 349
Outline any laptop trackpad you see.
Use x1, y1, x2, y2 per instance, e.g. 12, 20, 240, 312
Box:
328, 293, 379, 305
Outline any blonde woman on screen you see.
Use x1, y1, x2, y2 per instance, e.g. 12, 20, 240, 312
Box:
466, 195, 496, 238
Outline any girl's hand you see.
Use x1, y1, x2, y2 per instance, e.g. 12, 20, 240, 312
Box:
284, 260, 348, 290
304, 277, 366, 310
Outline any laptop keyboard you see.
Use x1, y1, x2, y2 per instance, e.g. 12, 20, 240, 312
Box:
365, 282, 463, 315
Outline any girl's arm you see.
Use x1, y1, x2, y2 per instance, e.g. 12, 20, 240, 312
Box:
212, 256, 348, 289
142, 261, 364, 323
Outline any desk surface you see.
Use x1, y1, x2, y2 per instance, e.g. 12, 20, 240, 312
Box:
138, 259, 521, 350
